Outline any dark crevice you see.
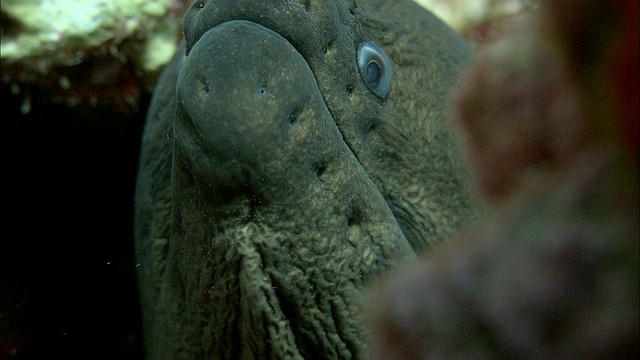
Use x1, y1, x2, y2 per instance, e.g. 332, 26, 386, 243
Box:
269, 275, 322, 359
297, 0, 311, 12
247, 194, 263, 222
346, 83, 355, 97
346, 205, 362, 227
226, 257, 242, 358
365, 118, 378, 133
2, 83, 147, 359
323, 39, 336, 54
260, 310, 273, 357
1, 10, 25, 39
315, 162, 327, 177
287, 101, 307, 130
287, 112, 297, 129
348, 0, 359, 15
328, 298, 356, 359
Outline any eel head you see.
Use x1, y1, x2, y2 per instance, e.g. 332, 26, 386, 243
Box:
135, 0, 479, 358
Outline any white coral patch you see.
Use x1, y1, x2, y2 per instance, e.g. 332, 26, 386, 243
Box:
1, 0, 175, 70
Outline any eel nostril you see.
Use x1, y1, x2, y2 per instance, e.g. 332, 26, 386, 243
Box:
346, 206, 361, 227
323, 39, 336, 55
366, 120, 377, 133
287, 112, 297, 129
346, 83, 355, 97
315, 162, 327, 177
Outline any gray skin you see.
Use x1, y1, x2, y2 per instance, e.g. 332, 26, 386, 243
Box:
134, 0, 478, 358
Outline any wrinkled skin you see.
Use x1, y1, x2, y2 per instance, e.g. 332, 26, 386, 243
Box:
134, 0, 478, 358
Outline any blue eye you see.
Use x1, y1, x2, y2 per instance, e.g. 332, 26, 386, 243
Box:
357, 41, 393, 98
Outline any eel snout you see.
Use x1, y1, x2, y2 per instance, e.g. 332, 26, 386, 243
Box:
176, 20, 327, 202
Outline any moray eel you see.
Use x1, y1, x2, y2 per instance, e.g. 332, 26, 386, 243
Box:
134, 0, 477, 358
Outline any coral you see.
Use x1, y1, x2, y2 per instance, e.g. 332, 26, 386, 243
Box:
369, 0, 639, 358
450, 27, 589, 204
1, 0, 190, 113
413, 0, 539, 45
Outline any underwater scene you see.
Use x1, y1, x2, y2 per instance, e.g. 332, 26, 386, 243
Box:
2, 0, 637, 359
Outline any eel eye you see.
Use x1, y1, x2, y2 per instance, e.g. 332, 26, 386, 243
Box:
357, 41, 393, 98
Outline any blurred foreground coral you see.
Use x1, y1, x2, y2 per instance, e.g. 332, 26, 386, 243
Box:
370, 0, 639, 358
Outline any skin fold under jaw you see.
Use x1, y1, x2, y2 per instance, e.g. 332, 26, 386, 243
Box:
134, 0, 480, 358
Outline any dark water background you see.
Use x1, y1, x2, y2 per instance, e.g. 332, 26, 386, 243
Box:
1, 83, 147, 359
